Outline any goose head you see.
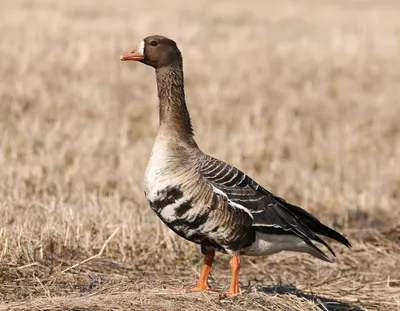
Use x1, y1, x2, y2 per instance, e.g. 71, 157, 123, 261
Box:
120, 35, 182, 69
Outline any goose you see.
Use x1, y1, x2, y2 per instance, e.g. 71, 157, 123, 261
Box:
120, 35, 351, 295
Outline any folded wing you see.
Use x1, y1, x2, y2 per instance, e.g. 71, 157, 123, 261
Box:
199, 154, 351, 261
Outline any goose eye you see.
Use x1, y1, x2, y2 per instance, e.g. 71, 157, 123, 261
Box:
150, 41, 158, 47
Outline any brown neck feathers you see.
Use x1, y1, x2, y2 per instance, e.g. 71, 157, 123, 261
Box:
155, 60, 196, 145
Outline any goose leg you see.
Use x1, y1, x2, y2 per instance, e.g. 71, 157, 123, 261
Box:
193, 249, 215, 290
228, 256, 241, 295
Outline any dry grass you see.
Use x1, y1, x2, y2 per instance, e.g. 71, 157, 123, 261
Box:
1, 0, 400, 310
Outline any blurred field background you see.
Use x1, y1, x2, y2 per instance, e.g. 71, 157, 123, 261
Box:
1, 0, 400, 310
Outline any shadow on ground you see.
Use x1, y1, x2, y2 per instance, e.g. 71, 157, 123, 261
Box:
254, 284, 363, 311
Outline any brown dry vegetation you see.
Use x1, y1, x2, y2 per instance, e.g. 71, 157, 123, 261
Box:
1, 0, 400, 310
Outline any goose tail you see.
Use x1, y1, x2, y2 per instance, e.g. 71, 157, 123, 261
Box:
286, 203, 352, 248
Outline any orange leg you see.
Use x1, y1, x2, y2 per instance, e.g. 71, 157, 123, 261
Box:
228, 256, 241, 295
192, 249, 215, 291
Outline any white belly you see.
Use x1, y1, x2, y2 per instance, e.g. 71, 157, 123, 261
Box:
144, 140, 172, 199
143, 138, 193, 222
242, 232, 312, 256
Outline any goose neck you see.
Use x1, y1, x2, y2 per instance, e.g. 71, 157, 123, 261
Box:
155, 64, 196, 145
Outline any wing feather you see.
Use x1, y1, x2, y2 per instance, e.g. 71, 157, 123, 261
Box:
199, 154, 351, 257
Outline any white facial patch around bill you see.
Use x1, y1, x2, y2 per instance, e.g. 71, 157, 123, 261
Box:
136, 40, 145, 54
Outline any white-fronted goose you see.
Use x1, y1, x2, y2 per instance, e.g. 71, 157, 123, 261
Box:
120, 35, 351, 295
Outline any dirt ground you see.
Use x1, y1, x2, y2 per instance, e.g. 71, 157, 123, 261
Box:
1, 0, 400, 310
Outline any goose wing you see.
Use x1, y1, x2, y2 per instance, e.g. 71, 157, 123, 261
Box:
199, 154, 351, 260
